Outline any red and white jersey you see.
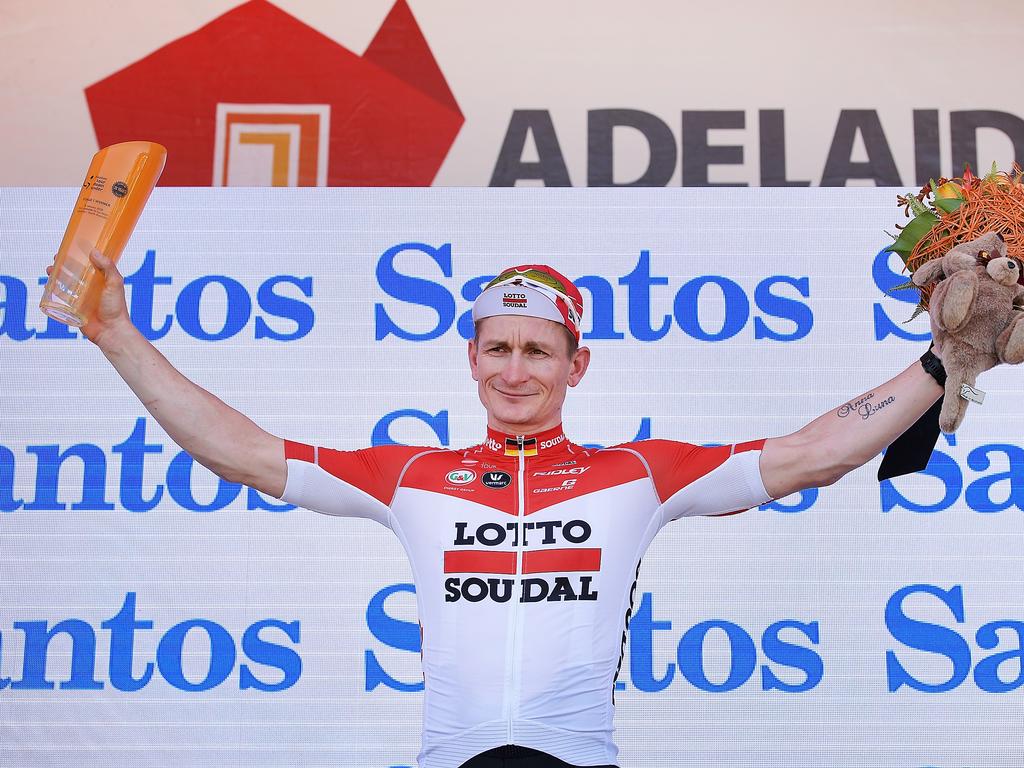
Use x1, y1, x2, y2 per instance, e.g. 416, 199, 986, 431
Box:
279, 425, 772, 768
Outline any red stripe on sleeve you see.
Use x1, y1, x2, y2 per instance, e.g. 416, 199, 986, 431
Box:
523, 548, 601, 574
284, 440, 315, 462
734, 439, 766, 453
444, 550, 517, 574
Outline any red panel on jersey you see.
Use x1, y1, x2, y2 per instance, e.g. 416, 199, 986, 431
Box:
523, 548, 601, 574
444, 550, 517, 574
622, 439, 764, 504
402, 453, 519, 515
527, 452, 648, 514
284, 441, 430, 506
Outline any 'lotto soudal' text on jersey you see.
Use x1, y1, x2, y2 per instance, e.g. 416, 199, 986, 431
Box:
279, 425, 772, 768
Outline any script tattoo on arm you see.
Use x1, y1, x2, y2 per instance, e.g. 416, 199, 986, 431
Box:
836, 392, 896, 421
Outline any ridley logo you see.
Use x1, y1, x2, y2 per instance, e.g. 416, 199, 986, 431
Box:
85, 0, 463, 186
446, 469, 476, 485
534, 466, 588, 477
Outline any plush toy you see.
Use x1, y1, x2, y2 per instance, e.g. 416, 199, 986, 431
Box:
911, 231, 1024, 432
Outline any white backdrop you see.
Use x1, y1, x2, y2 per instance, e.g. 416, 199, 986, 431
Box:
1, 187, 1022, 767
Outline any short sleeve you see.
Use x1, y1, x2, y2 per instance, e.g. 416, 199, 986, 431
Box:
624, 438, 773, 524
278, 440, 433, 529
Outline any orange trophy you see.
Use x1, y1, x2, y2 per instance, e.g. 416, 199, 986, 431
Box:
40, 141, 166, 327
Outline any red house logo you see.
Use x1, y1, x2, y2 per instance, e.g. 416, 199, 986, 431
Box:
85, 0, 463, 186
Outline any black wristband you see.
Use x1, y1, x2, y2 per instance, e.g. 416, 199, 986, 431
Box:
920, 346, 947, 387
878, 346, 946, 481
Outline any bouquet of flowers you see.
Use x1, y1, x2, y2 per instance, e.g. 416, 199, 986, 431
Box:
887, 163, 1024, 318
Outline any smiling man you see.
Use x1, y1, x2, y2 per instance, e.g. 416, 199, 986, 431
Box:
469, 267, 590, 437
73, 254, 947, 768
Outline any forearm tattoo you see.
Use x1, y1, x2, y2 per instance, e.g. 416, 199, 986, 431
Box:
837, 392, 896, 421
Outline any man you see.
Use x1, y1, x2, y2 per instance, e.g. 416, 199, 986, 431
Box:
60, 251, 945, 768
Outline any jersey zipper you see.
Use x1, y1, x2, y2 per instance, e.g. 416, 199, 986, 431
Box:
507, 434, 527, 744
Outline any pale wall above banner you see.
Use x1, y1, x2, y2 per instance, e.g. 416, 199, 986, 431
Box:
2, 0, 1022, 187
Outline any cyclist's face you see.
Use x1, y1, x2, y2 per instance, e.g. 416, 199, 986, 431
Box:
469, 315, 589, 435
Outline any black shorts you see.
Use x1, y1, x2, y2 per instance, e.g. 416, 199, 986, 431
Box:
458, 744, 616, 768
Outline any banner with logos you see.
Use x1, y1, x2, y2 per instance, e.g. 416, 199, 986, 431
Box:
1, 0, 1023, 189
1, 187, 1022, 768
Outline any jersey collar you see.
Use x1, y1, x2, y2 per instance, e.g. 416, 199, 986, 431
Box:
484, 423, 570, 457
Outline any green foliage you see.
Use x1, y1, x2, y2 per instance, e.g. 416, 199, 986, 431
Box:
885, 279, 918, 294
886, 210, 939, 262
934, 196, 964, 214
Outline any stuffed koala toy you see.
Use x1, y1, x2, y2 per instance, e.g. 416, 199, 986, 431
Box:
911, 231, 1024, 432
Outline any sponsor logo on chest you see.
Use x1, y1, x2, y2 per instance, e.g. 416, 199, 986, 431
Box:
534, 466, 588, 476
445, 469, 476, 485
444, 519, 601, 603
481, 471, 512, 489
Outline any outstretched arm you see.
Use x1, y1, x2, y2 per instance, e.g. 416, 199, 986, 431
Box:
52, 250, 286, 497
758, 359, 943, 499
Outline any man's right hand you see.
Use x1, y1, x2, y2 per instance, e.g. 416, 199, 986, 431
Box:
45, 249, 132, 349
